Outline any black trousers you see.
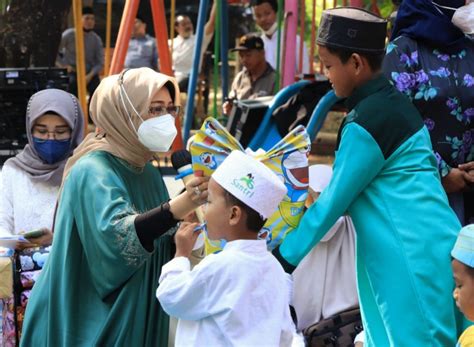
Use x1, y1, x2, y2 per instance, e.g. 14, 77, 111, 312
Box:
68, 72, 100, 99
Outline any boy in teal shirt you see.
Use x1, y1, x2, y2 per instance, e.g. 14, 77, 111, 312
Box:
273, 7, 462, 346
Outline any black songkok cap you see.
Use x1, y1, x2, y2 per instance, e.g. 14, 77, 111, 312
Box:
317, 7, 387, 54
82, 6, 94, 15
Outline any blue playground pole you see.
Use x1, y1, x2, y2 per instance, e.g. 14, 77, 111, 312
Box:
220, 0, 229, 100
306, 90, 340, 142
248, 80, 310, 151
183, 0, 210, 143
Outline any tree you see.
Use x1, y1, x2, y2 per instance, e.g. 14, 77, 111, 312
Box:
0, 0, 71, 67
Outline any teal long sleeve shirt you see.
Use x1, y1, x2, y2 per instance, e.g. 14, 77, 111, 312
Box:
274, 76, 463, 346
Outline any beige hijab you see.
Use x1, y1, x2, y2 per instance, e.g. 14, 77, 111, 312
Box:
63, 68, 180, 179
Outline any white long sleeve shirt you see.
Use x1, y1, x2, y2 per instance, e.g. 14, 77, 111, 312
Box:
291, 216, 359, 330
157, 239, 296, 347
170, 33, 213, 81
0, 163, 59, 237
261, 33, 310, 75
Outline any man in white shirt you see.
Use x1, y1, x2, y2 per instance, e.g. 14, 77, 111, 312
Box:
251, 0, 311, 75
170, 2, 217, 91
157, 150, 297, 347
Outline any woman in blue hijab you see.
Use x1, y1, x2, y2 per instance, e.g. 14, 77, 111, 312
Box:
383, 0, 473, 226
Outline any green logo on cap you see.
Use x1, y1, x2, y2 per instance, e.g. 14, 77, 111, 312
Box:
240, 173, 255, 190
231, 173, 255, 198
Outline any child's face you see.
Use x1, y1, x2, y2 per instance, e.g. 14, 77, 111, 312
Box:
318, 45, 357, 98
204, 178, 231, 240
452, 259, 474, 321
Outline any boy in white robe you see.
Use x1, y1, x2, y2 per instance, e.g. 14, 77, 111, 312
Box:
292, 165, 360, 345
157, 150, 297, 347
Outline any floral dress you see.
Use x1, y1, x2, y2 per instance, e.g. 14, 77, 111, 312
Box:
383, 36, 473, 174
383, 35, 473, 223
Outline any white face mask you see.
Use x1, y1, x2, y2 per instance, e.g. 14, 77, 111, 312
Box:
433, 1, 474, 34
263, 21, 278, 36
137, 114, 177, 152
118, 77, 177, 152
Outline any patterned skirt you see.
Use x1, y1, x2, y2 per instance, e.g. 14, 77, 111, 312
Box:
1, 247, 49, 347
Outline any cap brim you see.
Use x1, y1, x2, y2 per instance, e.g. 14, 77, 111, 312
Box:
231, 47, 250, 52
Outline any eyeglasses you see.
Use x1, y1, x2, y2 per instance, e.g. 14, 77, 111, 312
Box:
148, 105, 181, 118
32, 126, 72, 140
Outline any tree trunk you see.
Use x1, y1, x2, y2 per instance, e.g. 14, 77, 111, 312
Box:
0, 0, 71, 67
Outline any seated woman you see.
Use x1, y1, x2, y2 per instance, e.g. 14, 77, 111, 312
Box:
0, 88, 84, 345
20, 68, 209, 347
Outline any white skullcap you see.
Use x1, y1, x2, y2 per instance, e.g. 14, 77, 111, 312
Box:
212, 151, 287, 219
308, 164, 333, 193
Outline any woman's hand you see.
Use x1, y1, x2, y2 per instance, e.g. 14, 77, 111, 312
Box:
26, 228, 53, 247
16, 228, 53, 250
175, 222, 201, 258
185, 176, 209, 206
169, 176, 209, 221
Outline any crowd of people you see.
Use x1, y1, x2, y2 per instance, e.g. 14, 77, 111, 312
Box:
0, 0, 472, 346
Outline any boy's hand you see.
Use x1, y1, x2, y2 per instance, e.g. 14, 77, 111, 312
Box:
175, 222, 201, 258
459, 162, 474, 186
442, 168, 468, 193
459, 161, 474, 173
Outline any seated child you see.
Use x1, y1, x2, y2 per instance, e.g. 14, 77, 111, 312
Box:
292, 165, 360, 345
452, 224, 474, 347
156, 150, 297, 346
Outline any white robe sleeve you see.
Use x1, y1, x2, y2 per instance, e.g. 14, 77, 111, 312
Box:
280, 274, 301, 346
157, 256, 222, 321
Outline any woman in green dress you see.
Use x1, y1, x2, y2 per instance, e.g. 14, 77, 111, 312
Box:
20, 68, 208, 346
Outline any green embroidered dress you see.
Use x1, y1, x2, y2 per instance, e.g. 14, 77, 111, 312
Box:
21, 151, 175, 346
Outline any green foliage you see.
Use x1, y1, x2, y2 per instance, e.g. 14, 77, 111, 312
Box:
376, 0, 394, 18
0, 0, 11, 15
302, 0, 394, 53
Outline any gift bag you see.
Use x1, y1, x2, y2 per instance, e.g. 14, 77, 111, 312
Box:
0, 257, 13, 299
303, 308, 362, 347
2, 246, 50, 346
190, 117, 310, 254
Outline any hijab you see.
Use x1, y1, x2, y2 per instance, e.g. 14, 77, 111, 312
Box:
391, 0, 468, 53
6, 89, 85, 186
62, 67, 180, 179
